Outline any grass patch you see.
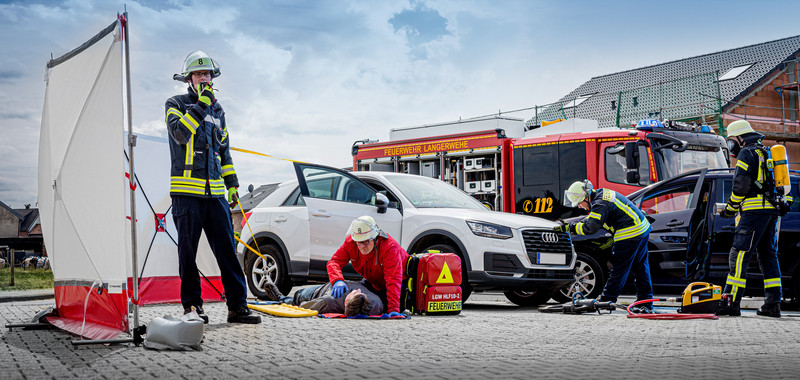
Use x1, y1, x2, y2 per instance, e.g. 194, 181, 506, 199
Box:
0, 267, 54, 291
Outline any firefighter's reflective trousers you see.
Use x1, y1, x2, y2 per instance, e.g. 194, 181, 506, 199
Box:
723, 212, 782, 305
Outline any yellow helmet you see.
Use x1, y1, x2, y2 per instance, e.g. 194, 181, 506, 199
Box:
726, 120, 755, 137
565, 180, 592, 207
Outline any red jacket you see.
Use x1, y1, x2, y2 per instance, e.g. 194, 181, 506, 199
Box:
327, 234, 409, 313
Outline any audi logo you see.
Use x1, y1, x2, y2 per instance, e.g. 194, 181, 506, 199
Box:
541, 232, 559, 243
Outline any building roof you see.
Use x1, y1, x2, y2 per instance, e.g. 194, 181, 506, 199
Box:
15, 208, 40, 233
233, 183, 280, 212
0, 200, 22, 220
529, 35, 800, 128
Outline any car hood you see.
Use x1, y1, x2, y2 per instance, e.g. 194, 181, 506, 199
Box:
413, 208, 559, 229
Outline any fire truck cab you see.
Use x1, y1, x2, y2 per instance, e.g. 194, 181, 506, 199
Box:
508, 118, 730, 220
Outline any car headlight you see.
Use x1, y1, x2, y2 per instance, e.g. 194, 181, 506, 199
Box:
466, 220, 513, 239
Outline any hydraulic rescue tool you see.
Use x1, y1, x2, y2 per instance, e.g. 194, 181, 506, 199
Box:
539, 293, 616, 315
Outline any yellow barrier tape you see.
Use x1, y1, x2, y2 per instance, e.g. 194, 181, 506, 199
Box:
230, 146, 306, 164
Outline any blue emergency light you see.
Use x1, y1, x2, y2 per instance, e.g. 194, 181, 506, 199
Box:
635, 119, 664, 131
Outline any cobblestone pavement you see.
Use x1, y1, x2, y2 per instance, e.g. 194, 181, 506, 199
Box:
2, 294, 799, 379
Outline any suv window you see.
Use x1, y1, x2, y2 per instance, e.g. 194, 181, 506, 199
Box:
302, 166, 375, 204
637, 183, 694, 215
282, 187, 306, 206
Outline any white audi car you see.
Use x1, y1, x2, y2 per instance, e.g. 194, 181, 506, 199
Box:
236, 162, 576, 306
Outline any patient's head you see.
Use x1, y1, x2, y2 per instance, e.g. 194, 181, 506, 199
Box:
344, 289, 371, 317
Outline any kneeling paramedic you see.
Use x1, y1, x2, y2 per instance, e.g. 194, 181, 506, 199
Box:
558, 180, 654, 309
327, 216, 409, 316
285, 280, 384, 316
717, 120, 792, 318
165, 51, 259, 324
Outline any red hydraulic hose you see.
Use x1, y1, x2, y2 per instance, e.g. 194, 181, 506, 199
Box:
626, 298, 718, 320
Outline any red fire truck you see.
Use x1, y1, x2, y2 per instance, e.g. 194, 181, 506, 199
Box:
352, 116, 729, 221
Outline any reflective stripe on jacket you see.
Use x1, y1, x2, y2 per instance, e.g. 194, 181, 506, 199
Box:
165, 88, 238, 197
568, 189, 651, 241
327, 235, 409, 313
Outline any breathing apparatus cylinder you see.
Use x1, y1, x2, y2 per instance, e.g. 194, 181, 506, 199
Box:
770, 144, 790, 196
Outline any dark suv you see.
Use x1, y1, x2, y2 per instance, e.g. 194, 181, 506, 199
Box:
555, 168, 800, 305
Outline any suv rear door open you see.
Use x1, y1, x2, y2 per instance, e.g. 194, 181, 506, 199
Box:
293, 163, 403, 276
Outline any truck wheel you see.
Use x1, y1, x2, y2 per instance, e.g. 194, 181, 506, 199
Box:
551, 253, 605, 303
422, 243, 472, 301
504, 288, 554, 307
245, 244, 292, 299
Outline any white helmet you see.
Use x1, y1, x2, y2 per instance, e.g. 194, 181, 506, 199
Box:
565, 180, 593, 207
350, 216, 380, 242
174, 50, 221, 83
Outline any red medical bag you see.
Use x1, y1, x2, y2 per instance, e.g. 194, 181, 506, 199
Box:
403, 252, 462, 315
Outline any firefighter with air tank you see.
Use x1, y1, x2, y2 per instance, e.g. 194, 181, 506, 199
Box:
717, 120, 793, 318
557, 180, 654, 311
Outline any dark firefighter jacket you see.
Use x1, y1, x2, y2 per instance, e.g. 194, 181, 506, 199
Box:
567, 189, 651, 241
725, 133, 793, 214
165, 88, 238, 197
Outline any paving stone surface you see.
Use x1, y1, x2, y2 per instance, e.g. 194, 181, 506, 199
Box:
1, 295, 799, 379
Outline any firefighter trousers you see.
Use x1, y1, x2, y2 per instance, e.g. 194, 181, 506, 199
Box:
172, 195, 247, 310
600, 232, 653, 303
723, 212, 782, 305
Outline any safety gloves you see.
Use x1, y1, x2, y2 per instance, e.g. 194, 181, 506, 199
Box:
228, 187, 239, 208
554, 219, 569, 233
719, 203, 737, 218
196, 83, 215, 108
331, 280, 348, 298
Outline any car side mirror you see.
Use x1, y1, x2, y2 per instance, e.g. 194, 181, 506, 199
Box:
624, 141, 640, 184
375, 192, 390, 214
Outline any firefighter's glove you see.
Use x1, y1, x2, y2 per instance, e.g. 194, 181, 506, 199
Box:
196, 83, 215, 108
720, 204, 737, 219
554, 219, 569, 233
331, 280, 348, 299
227, 187, 239, 208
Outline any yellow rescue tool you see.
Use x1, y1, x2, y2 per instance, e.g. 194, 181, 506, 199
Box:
247, 303, 318, 318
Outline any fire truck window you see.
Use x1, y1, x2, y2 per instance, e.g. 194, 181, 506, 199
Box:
522, 145, 558, 186
604, 145, 651, 185
559, 142, 588, 193
639, 184, 694, 215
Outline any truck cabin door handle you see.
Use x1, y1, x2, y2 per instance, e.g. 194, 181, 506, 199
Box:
666, 220, 684, 227
311, 210, 331, 218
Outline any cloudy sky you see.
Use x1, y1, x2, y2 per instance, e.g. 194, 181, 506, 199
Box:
0, 0, 796, 208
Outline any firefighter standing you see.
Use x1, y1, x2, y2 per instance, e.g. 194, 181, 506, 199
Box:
717, 120, 792, 318
559, 180, 654, 309
165, 51, 260, 324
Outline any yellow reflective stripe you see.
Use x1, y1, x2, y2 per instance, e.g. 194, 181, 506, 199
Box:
171, 186, 206, 195
736, 160, 749, 171
755, 150, 765, 182
221, 164, 236, 177
588, 212, 601, 220
730, 193, 745, 202
764, 277, 781, 288
613, 220, 650, 241
726, 274, 746, 288
576, 222, 585, 235
614, 198, 641, 225
167, 107, 199, 134
741, 195, 777, 211
786, 195, 794, 202
184, 134, 194, 177
734, 250, 745, 285
725, 204, 739, 212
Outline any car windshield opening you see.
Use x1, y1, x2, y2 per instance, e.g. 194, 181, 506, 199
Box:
656, 147, 727, 179
386, 176, 487, 210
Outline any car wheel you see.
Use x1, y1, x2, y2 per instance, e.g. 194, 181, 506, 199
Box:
503, 288, 554, 307
421, 243, 472, 301
551, 252, 605, 303
245, 244, 292, 299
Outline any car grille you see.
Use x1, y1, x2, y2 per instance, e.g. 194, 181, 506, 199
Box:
521, 229, 573, 264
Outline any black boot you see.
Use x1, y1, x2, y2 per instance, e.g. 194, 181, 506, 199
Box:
264, 282, 284, 302
227, 305, 262, 324
184, 305, 209, 324
715, 300, 741, 316
756, 303, 781, 318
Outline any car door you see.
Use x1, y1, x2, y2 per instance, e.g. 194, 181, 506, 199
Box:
632, 170, 705, 282
293, 163, 403, 278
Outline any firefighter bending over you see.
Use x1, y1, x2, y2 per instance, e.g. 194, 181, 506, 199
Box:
557, 180, 654, 310
717, 120, 792, 318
